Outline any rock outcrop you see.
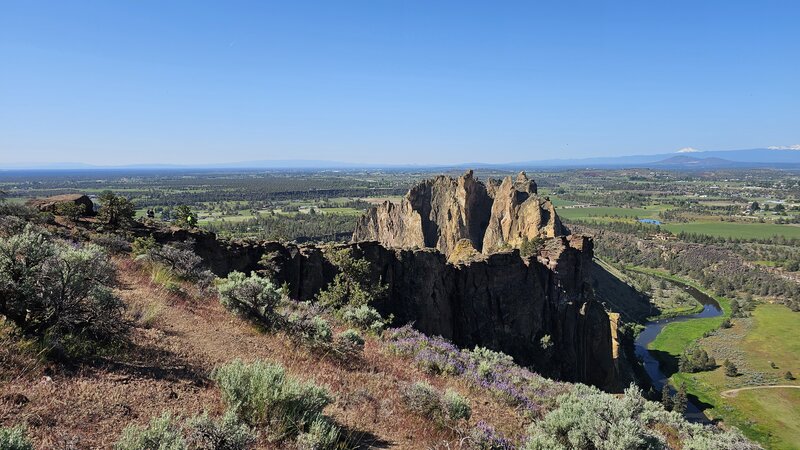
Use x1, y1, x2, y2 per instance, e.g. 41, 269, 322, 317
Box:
352, 170, 563, 258
137, 224, 617, 389
28, 194, 95, 216
127, 171, 616, 389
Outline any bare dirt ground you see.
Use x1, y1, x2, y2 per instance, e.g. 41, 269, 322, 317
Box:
0, 258, 523, 449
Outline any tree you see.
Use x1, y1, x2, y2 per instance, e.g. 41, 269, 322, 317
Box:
785, 371, 795, 381
661, 385, 673, 411
673, 384, 688, 414
724, 359, 739, 377
317, 248, 387, 310
174, 205, 197, 228
97, 190, 135, 228
519, 236, 544, 257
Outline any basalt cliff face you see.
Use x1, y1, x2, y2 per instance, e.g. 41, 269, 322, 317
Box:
140, 225, 616, 388
352, 171, 564, 258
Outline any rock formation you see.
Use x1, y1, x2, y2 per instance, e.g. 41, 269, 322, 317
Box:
28, 194, 95, 216
137, 223, 617, 389
352, 170, 563, 258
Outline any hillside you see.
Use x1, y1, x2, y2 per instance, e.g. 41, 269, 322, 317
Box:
0, 189, 761, 449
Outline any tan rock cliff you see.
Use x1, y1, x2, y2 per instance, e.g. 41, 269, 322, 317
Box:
352, 170, 563, 257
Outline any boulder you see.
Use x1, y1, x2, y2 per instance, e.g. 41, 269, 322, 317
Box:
28, 194, 95, 216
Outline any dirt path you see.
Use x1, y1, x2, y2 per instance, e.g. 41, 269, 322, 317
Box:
720, 385, 800, 398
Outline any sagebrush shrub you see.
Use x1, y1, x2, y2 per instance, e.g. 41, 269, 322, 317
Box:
147, 243, 213, 286
284, 306, 334, 349
217, 272, 284, 327
402, 382, 471, 427
339, 304, 388, 333
115, 412, 187, 450
212, 359, 332, 439
295, 416, 341, 450
132, 235, 158, 256
523, 385, 665, 450
186, 410, 256, 450
443, 389, 471, 422
0, 426, 33, 450
0, 225, 127, 358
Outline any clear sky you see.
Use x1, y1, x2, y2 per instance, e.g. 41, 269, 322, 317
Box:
1, 1, 798, 166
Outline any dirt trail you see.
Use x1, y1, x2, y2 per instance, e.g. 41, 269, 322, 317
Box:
720, 385, 800, 398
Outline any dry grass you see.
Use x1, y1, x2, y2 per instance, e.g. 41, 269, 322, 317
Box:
0, 257, 526, 449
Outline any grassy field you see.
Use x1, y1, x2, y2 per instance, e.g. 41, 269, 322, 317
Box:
557, 206, 665, 221
636, 269, 800, 448
669, 304, 800, 449
663, 221, 800, 239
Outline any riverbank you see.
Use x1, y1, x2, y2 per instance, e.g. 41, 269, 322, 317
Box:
628, 267, 730, 373
629, 266, 800, 448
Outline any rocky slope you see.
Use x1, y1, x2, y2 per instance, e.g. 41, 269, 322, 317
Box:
352, 170, 563, 258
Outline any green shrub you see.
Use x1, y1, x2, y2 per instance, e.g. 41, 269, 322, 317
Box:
443, 389, 471, 422
336, 328, 364, 349
284, 308, 334, 349
402, 382, 471, 427
186, 410, 256, 450
295, 416, 341, 450
470, 346, 515, 382
132, 235, 158, 256
523, 385, 664, 450
339, 304, 389, 333
0, 426, 33, 450
212, 359, 332, 439
115, 412, 187, 450
317, 249, 386, 310
217, 272, 283, 327
0, 226, 127, 359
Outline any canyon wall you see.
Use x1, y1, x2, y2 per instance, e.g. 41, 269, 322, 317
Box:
141, 226, 616, 389
135, 172, 616, 388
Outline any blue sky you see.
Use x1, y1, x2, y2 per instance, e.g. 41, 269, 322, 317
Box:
1, 1, 798, 166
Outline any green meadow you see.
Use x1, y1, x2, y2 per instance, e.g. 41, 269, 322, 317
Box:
635, 267, 799, 448
663, 221, 800, 239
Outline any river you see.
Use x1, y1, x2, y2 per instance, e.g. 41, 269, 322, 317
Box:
633, 277, 722, 421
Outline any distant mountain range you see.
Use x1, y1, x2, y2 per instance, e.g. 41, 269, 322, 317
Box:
511, 148, 800, 169
1, 148, 798, 171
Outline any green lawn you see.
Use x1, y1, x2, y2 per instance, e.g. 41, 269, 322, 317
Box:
663, 221, 800, 239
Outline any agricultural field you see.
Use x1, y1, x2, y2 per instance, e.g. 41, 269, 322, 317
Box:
662, 221, 800, 240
